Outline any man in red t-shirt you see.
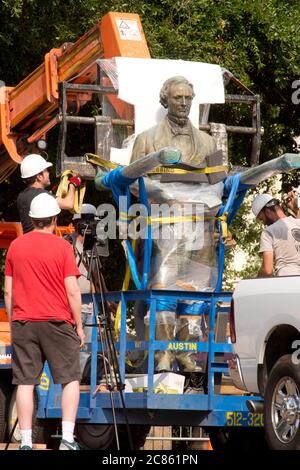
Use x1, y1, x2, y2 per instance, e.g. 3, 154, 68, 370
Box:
4, 193, 85, 450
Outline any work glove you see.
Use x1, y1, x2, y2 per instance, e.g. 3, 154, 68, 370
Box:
69, 173, 82, 189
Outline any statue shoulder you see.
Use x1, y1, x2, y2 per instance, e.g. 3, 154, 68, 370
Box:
134, 122, 163, 142
131, 122, 163, 162
192, 125, 216, 153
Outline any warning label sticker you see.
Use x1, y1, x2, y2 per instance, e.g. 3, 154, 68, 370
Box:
116, 19, 142, 41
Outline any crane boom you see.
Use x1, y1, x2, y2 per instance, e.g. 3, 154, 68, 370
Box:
0, 12, 150, 180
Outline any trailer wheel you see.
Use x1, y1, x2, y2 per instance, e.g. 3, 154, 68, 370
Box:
8, 387, 59, 448
208, 427, 267, 451
0, 379, 12, 442
75, 423, 115, 450
264, 354, 300, 450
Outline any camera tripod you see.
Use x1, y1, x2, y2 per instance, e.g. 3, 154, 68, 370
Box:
82, 241, 133, 451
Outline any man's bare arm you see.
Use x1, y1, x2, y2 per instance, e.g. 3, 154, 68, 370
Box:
4, 276, 13, 323
64, 275, 85, 346
257, 251, 273, 277
56, 185, 75, 211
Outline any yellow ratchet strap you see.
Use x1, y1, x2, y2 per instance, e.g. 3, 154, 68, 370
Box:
148, 165, 228, 175
119, 212, 213, 225
55, 170, 86, 214
85, 153, 120, 170
86, 153, 228, 177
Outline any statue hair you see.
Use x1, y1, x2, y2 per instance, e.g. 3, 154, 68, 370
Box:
159, 76, 195, 108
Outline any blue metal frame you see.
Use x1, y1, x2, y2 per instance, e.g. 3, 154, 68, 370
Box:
36, 289, 263, 428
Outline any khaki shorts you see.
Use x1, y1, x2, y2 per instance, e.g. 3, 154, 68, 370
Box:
11, 321, 81, 385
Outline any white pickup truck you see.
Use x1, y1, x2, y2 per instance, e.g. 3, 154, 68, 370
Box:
229, 275, 300, 450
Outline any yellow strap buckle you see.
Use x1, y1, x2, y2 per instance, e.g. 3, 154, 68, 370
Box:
217, 212, 229, 239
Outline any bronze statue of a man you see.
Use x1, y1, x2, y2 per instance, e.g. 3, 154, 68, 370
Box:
131, 75, 216, 164
131, 76, 220, 373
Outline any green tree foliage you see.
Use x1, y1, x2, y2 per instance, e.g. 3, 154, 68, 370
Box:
0, 0, 299, 289
1, 0, 299, 155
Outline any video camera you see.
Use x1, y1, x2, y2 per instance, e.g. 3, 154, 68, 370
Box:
77, 216, 109, 257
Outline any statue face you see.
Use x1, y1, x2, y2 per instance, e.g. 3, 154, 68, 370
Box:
167, 83, 194, 120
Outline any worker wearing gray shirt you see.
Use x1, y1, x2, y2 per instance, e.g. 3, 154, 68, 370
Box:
252, 194, 300, 277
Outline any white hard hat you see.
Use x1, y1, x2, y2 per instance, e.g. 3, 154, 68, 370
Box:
20, 154, 52, 179
251, 194, 275, 218
29, 193, 61, 218
73, 203, 97, 220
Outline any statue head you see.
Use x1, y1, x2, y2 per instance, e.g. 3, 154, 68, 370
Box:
159, 76, 195, 125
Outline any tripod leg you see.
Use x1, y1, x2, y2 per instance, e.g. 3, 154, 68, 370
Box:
5, 418, 18, 450
87, 247, 133, 450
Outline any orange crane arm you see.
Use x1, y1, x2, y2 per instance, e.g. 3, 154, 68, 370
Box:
0, 12, 150, 177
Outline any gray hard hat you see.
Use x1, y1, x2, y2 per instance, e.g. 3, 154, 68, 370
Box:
251, 194, 276, 218
73, 203, 97, 220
